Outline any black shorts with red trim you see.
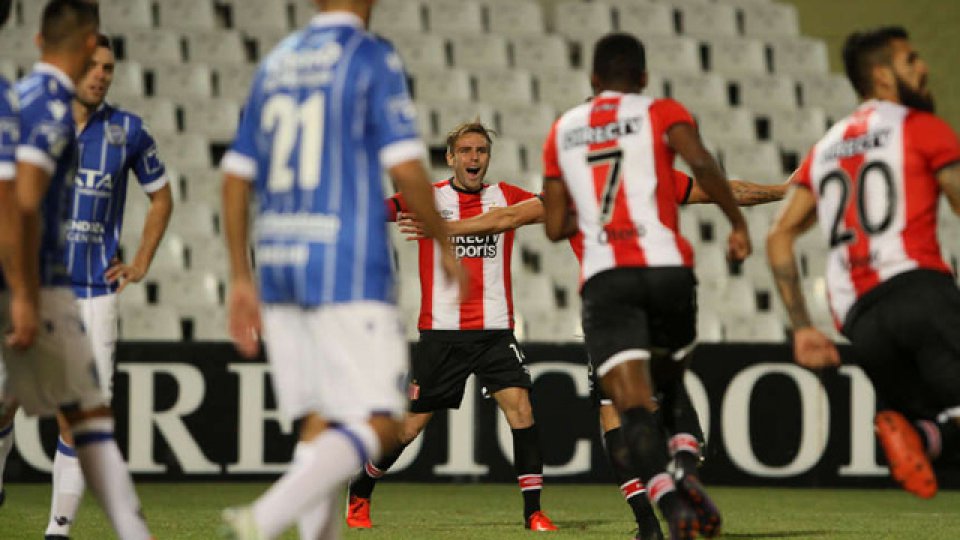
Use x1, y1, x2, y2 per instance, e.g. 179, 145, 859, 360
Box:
581, 266, 697, 385
843, 269, 960, 420
409, 329, 532, 413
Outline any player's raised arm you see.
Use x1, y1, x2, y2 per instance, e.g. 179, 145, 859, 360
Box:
542, 178, 577, 242
398, 197, 544, 240
939, 162, 960, 215
686, 177, 789, 206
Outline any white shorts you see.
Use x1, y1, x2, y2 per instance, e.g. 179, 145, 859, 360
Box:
76, 294, 118, 400
262, 301, 408, 424
1, 288, 107, 417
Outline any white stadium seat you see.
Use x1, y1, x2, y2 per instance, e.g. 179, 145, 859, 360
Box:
666, 73, 729, 111
553, 1, 614, 41
725, 313, 786, 342
695, 107, 757, 145
741, 1, 800, 38
799, 74, 859, 121
179, 166, 221, 206
534, 69, 593, 112
486, 137, 524, 177
143, 63, 213, 99
245, 28, 292, 60
120, 30, 181, 64
99, 0, 153, 31
389, 33, 448, 70
231, 0, 290, 32
721, 278, 759, 317
119, 305, 182, 341
156, 133, 213, 169
185, 31, 248, 65
369, 0, 425, 36
167, 202, 219, 239
510, 35, 570, 71
430, 101, 497, 137
736, 74, 798, 112
497, 103, 557, 141
475, 68, 535, 106
679, 3, 738, 38
768, 37, 830, 76
214, 64, 257, 101
158, 0, 217, 31
721, 142, 784, 184
180, 98, 241, 142
109, 61, 145, 100
180, 305, 229, 341
15, 0, 44, 30
642, 36, 702, 75
0, 26, 38, 63
127, 234, 187, 273
486, 0, 546, 36
425, 0, 483, 34
709, 37, 768, 76
116, 281, 149, 309
407, 67, 472, 103
615, 2, 675, 37
157, 271, 222, 307
449, 34, 509, 69
644, 73, 667, 98
0, 60, 15, 82
697, 309, 724, 343
767, 108, 828, 153
110, 97, 178, 135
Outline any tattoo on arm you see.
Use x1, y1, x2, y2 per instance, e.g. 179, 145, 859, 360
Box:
729, 181, 788, 206
770, 260, 812, 328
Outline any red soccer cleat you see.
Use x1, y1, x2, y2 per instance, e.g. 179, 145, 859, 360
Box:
875, 410, 937, 499
525, 510, 558, 531
346, 495, 373, 529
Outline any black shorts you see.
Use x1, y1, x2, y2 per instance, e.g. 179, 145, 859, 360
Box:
581, 267, 697, 385
409, 330, 533, 413
843, 269, 960, 420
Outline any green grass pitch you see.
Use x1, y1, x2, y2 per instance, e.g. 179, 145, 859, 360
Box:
0, 482, 957, 539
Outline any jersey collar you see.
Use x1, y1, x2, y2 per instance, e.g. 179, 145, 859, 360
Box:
309, 11, 364, 29
448, 177, 485, 194
33, 62, 75, 93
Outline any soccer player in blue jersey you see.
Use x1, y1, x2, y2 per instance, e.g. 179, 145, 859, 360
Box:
0, 0, 18, 509
37, 33, 173, 539
0, 2, 152, 538
219, 0, 463, 538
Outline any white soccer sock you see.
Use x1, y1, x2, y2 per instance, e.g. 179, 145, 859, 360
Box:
72, 417, 151, 540
294, 442, 331, 539
0, 421, 14, 491
254, 423, 380, 539
45, 437, 85, 536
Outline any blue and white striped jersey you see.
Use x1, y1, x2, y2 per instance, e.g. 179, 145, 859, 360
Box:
221, 11, 425, 307
0, 75, 16, 183
68, 103, 167, 297
16, 63, 78, 287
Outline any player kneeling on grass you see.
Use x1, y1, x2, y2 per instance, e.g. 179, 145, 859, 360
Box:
346, 121, 558, 532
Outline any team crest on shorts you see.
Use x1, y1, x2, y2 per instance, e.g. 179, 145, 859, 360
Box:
106, 125, 126, 145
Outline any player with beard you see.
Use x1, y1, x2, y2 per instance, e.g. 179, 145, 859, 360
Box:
397, 169, 786, 540
768, 26, 960, 499
346, 122, 558, 532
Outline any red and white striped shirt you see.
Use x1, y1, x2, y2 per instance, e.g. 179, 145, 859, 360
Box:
388, 180, 537, 330
794, 99, 960, 324
543, 91, 696, 285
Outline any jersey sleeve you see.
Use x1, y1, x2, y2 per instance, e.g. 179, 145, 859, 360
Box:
130, 120, 168, 194
542, 119, 562, 179
905, 111, 960, 172
221, 68, 265, 181
16, 94, 72, 176
499, 182, 538, 205
649, 98, 696, 133
366, 41, 426, 170
384, 192, 407, 222
0, 82, 18, 182
792, 151, 814, 190
673, 169, 694, 204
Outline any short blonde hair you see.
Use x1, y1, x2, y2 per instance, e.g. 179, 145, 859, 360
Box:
445, 120, 496, 154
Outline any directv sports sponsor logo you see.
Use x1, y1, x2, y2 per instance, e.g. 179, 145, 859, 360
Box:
562, 117, 643, 149
453, 234, 498, 258
821, 129, 891, 161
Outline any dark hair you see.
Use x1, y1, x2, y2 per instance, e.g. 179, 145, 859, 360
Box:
96, 33, 111, 49
842, 26, 909, 97
592, 33, 646, 87
445, 120, 496, 154
41, 0, 99, 49
0, 0, 12, 28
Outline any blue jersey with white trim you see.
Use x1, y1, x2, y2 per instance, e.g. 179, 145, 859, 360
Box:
68, 103, 167, 297
16, 64, 78, 287
222, 13, 424, 307
0, 76, 17, 183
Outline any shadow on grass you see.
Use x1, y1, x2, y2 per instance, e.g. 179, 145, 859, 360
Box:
723, 531, 835, 538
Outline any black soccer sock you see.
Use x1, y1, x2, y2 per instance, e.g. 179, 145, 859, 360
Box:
603, 427, 662, 534
512, 425, 544, 520
348, 442, 407, 500
669, 432, 702, 477
915, 417, 960, 462
619, 407, 679, 517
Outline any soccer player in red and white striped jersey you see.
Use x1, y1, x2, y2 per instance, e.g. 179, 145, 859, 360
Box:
542, 34, 750, 539
346, 122, 557, 532
768, 26, 960, 500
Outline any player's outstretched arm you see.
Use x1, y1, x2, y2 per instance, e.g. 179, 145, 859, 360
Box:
543, 177, 577, 241
937, 162, 960, 216
687, 178, 789, 206
223, 172, 261, 359
398, 197, 545, 240
106, 184, 173, 292
766, 186, 839, 369
668, 123, 751, 262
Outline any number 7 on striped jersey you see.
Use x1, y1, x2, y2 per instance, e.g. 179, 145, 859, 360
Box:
587, 147, 624, 225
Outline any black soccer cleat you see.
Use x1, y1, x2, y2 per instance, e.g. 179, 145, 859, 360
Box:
663, 496, 699, 540
676, 474, 721, 538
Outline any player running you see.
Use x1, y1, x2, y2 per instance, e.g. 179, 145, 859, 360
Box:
219, 0, 463, 538
0, 1, 153, 538
767, 26, 960, 500
542, 33, 750, 539
38, 33, 173, 539
346, 121, 559, 532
